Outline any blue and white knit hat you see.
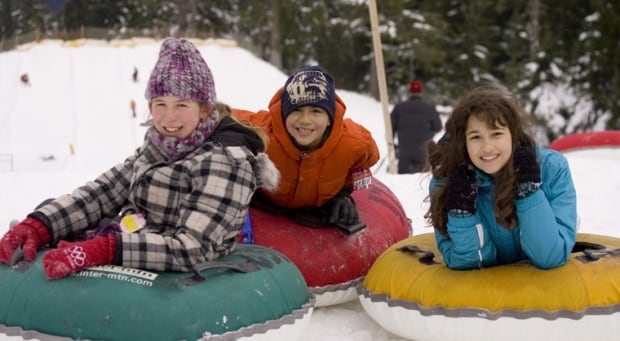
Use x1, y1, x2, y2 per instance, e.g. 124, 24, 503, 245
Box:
145, 38, 216, 103
281, 65, 336, 119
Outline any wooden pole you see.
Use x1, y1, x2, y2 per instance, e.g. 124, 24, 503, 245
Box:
368, 0, 397, 174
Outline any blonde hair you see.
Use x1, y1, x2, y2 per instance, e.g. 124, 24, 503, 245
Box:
212, 102, 269, 148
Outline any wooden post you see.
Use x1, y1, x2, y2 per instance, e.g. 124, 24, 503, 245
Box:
368, 0, 397, 174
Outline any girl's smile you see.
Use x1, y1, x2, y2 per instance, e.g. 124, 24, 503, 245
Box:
465, 114, 513, 175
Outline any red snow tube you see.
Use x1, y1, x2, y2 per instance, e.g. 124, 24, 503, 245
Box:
240, 177, 411, 307
548, 130, 620, 152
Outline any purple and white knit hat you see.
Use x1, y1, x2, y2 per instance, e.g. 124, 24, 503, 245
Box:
145, 38, 216, 103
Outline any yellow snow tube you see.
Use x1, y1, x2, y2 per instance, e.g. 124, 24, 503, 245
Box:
358, 233, 620, 341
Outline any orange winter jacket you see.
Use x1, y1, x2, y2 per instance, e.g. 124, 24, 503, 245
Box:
234, 88, 379, 208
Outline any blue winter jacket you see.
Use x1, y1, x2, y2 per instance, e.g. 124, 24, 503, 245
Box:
431, 147, 577, 270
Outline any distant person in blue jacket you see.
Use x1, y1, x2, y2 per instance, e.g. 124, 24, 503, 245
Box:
425, 86, 577, 270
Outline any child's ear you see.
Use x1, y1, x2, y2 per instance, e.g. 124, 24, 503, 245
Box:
200, 103, 215, 119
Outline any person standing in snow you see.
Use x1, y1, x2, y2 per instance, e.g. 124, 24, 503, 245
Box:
234, 66, 379, 233
0, 38, 279, 279
130, 99, 137, 118
390, 79, 442, 173
20, 73, 30, 86
425, 86, 577, 270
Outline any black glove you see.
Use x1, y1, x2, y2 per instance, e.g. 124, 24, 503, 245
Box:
445, 163, 477, 216
322, 186, 359, 226
250, 191, 289, 215
513, 144, 541, 199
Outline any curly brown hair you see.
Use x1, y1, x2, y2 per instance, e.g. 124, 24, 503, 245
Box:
424, 86, 536, 236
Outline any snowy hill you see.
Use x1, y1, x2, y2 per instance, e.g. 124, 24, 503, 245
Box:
1, 38, 391, 174
1, 38, 286, 172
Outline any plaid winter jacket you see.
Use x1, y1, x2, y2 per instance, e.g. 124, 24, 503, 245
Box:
31, 117, 279, 272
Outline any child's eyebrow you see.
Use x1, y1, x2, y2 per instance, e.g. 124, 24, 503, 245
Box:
466, 130, 479, 136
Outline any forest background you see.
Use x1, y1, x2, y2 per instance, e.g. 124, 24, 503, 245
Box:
1, 0, 618, 142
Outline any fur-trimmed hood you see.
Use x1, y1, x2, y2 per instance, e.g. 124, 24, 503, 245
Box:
212, 116, 280, 193
254, 152, 280, 192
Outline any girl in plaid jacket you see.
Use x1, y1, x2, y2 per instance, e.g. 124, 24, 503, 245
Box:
0, 38, 279, 279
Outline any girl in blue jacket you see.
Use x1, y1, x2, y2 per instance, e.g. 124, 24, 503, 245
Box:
425, 87, 577, 270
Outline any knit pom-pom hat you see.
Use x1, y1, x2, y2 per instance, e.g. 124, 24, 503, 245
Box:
145, 38, 216, 103
281, 65, 336, 120
409, 79, 423, 93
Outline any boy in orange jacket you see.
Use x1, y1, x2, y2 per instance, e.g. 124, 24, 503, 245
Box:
235, 65, 379, 233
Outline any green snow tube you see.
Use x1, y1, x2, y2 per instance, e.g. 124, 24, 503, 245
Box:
0, 244, 314, 341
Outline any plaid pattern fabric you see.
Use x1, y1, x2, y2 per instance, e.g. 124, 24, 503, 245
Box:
34, 137, 260, 272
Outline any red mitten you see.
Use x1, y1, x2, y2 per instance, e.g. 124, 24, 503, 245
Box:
0, 217, 51, 264
42, 234, 116, 280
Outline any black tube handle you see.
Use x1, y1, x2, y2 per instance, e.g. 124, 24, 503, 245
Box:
397, 244, 439, 265
179, 261, 260, 286
577, 247, 620, 263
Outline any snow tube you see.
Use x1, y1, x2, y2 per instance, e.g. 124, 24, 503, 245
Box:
548, 130, 620, 153
242, 177, 411, 307
358, 233, 620, 341
0, 244, 314, 341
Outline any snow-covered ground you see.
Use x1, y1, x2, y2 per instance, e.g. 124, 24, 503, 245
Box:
1, 38, 619, 340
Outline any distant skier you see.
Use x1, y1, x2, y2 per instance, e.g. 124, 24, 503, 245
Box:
132, 67, 138, 82
20, 73, 30, 86
130, 99, 136, 118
